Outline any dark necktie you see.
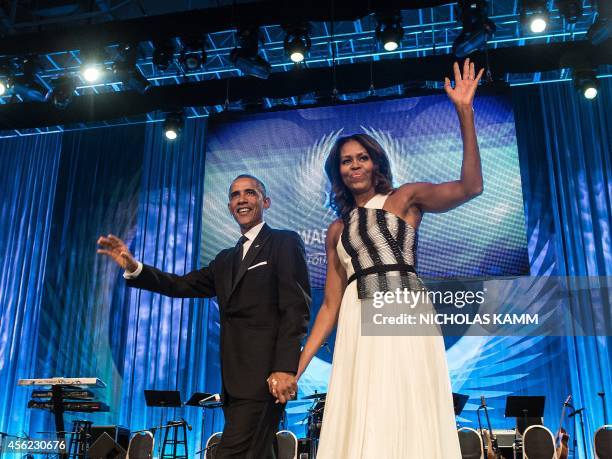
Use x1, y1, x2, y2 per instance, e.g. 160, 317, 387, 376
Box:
232, 235, 249, 281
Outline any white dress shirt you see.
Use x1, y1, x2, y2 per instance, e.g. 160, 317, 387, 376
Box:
124, 221, 266, 279
239, 221, 265, 259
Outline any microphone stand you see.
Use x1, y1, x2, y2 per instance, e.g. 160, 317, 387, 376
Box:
598, 392, 608, 425
195, 440, 219, 457
571, 407, 588, 459
197, 394, 222, 457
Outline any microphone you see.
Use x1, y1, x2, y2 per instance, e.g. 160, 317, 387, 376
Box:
198, 393, 220, 406
180, 418, 193, 431
568, 408, 585, 418
480, 395, 487, 408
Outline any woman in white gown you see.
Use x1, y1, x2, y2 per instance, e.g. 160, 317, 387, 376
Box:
295, 59, 485, 458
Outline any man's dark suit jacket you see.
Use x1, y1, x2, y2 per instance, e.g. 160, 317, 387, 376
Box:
126, 223, 311, 401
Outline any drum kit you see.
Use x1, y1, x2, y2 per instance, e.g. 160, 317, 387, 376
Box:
300, 391, 327, 459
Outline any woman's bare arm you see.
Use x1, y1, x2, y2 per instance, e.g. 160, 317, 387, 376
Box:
297, 219, 346, 380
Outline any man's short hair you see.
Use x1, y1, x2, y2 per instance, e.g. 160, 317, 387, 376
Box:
229, 174, 267, 198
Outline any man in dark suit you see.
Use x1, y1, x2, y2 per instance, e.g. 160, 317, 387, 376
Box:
97, 174, 311, 458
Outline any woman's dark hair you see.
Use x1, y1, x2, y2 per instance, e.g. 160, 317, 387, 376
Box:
324, 133, 394, 218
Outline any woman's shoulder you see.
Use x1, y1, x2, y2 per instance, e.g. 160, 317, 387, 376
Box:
328, 218, 344, 233
326, 218, 344, 248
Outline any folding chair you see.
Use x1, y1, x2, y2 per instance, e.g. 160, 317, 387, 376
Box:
458, 427, 484, 459
522, 425, 556, 459
276, 430, 298, 459
126, 431, 154, 459
594, 425, 612, 459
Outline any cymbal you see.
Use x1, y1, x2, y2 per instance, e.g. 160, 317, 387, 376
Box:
302, 392, 327, 400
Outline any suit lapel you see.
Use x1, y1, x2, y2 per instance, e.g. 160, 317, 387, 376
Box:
229, 224, 272, 298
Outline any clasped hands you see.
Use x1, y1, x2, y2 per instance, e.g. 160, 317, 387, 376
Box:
267, 372, 297, 404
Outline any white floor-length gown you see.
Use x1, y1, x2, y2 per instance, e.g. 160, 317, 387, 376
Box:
315, 194, 461, 458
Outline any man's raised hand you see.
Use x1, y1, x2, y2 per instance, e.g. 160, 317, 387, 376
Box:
97, 234, 138, 272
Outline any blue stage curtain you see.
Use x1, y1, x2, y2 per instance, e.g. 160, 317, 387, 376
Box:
32, 125, 146, 436
0, 134, 63, 436
513, 77, 611, 458
117, 118, 213, 454
0, 120, 213, 454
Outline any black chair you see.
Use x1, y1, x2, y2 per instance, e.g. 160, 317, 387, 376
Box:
517, 417, 544, 436
126, 431, 154, 459
457, 427, 484, 459
594, 425, 612, 459
276, 430, 298, 459
522, 425, 556, 459
204, 432, 222, 459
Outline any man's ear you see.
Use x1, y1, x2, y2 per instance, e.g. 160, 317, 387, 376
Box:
227, 202, 232, 214
263, 196, 271, 209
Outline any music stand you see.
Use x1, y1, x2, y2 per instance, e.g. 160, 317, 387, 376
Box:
187, 392, 223, 458
453, 393, 470, 416
144, 390, 182, 408
505, 396, 545, 436
144, 390, 182, 458
186, 393, 221, 408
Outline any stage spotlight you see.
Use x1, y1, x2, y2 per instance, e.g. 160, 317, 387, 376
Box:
13, 57, 46, 102
230, 25, 271, 79
80, 48, 106, 83
573, 69, 599, 100
558, 0, 582, 23
588, 16, 611, 44
453, 0, 496, 58
283, 23, 311, 63
530, 16, 547, 33
163, 112, 184, 140
0, 72, 12, 96
153, 40, 175, 71
375, 13, 404, 52
179, 37, 206, 71
521, 0, 549, 33
82, 65, 101, 82
113, 61, 150, 93
113, 43, 151, 93
588, 1, 611, 45
47, 76, 76, 109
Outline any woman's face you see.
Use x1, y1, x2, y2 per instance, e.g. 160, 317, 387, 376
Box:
339, 139, 375, 194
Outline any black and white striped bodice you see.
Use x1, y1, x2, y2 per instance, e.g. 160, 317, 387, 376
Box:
341, 206, 424, 299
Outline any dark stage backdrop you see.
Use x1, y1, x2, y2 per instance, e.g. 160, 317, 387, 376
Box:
0, 78, 610, 458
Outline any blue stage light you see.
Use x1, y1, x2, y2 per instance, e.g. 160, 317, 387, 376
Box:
375, 13, 404, 52
230, 25, 271, 79
588, 1, 611, 45
453, 0, 496, 58
283, 23, 311, 64
164, 111, 184, 140
521, 0, 549, 34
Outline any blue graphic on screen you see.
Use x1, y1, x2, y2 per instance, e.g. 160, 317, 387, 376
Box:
201, 95, 530, 435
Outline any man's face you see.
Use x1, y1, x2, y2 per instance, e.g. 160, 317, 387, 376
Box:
228, 177, 271, 233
